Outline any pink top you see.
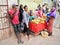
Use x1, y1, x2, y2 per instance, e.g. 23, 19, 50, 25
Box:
9, 9, 20, 24
35, 11, 38, 15
38, 10, 43, 18
35, 10, 43, 18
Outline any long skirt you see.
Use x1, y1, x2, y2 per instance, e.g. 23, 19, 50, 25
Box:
47, 17, 55, 33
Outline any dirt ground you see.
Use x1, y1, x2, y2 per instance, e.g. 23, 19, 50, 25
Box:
0, 13, 60, 45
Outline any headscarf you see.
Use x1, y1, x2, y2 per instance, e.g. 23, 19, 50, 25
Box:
50, 7, 56, 18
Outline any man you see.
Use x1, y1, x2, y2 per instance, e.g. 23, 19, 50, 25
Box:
8, 4, 24, 44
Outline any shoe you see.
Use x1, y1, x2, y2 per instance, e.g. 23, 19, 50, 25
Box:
48, 32, 52, 36
17, 40, 24, 44
17, 40, 20, 44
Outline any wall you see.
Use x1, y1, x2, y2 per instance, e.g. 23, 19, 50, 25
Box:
19, 0, 43, 11
19, 0, 52, 11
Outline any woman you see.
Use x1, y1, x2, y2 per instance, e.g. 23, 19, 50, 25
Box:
18, 4, 24, 44
38, 8, 43, 18
20, 5, 31, 40
35, 8, 43, 18
47, 6, 56, 36
19, 4, 24, 22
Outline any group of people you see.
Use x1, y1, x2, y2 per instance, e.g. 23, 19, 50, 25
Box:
8, 3, 56, 44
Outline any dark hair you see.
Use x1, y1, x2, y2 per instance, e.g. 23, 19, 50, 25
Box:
19, 4, 23, 22
19, 4, 23, 11
39, 7, 42, 10
12, 4, 16, 8
37, 4, 41, 8
30, 10, 33, 16
20, 4, 23, 9
42, 3, 48, 7
24, 5, 27, 9
42, 5, 45, 7
37, 4, 41, 10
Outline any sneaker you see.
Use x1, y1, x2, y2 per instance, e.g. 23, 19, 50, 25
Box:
17, 40, 24, 44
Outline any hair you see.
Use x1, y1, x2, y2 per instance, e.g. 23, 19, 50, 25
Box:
37, 4, 41, 8
51, 6, 56, 12
19, 4, 23, 11
20, 4, 23, 9
42, 3, 48, 7
42, 5, 45, 7
12, 4, 16, 8
37, 4, 41, 10
19, 4, 23, 22
52, 5, 56, 8
24, 5, 27, 9
30, 10, 33, 16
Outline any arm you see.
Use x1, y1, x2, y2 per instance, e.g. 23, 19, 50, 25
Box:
8, 10, 16, 20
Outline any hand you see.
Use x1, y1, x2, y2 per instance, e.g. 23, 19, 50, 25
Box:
27, 25, 29, 28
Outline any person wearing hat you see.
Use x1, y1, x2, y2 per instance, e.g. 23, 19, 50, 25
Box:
8, 4, 24, 44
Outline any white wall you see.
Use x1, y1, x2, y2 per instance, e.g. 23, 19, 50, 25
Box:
8, 0, 18, 9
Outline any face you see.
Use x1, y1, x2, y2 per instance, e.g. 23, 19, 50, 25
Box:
14, 6, 17, 11
24, 7, 28, 11
44, 5, 47, 8
51, 7, 55, 11
46, 4, 48, 7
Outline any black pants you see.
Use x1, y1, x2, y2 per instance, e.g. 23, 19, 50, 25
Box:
12, 23, 23, 38
23, 23, 31, 36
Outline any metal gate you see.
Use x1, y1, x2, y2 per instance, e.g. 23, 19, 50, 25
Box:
0, 0, 19, 40
0, 0, 10, 40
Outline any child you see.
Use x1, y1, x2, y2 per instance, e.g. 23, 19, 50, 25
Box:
29, 10, 36, 21
8, 4, 24, 44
